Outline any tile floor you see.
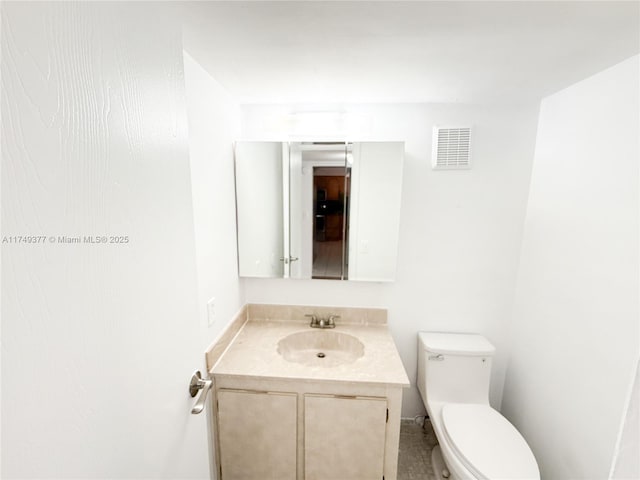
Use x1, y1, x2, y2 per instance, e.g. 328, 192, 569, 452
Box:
397, 418, 439, 480
312, 240, 347, 279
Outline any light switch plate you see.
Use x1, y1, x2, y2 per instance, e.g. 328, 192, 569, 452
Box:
207, 297, 216, 326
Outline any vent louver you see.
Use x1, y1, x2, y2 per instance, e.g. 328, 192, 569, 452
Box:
432, 126, 472, 170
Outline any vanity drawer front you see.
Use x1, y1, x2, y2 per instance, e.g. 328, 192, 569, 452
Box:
217, 389, 297, 480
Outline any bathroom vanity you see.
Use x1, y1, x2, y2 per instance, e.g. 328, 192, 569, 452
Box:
206, 304, 410, 480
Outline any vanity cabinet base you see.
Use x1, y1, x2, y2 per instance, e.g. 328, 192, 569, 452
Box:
212, 377, 403, 480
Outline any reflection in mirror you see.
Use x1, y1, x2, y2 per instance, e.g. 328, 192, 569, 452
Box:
312, 166, 349, 279
234, 141, 404, 281
292, 143, 351, 280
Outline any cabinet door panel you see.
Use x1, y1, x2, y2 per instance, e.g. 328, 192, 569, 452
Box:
218, 390, 297, 480
305, 394, 387, 480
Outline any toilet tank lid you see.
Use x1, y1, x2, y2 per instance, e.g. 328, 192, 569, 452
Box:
418, 332, 495, 355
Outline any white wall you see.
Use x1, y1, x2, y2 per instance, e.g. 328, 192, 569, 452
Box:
184, 52, 244, 328
501, 55, 639, 480
611, 358, 640, 479
1, 3, 240, 478
241, 103, 540, 415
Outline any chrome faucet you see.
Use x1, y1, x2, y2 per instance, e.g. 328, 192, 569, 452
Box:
306, 314, 340, 329
326, 314, 339, 328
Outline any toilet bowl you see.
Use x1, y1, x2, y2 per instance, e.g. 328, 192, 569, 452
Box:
417, 332, 539, 480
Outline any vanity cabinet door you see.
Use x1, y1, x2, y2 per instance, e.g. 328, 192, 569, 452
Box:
217, 389, 297, 480
304, 394, 387, 480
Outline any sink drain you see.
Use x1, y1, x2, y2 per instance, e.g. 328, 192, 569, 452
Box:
316, 352, 326, 358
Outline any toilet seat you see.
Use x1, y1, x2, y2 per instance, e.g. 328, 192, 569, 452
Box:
442, 404, 539, 480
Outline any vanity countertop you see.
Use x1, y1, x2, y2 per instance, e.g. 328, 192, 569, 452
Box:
211, 318, 410, 387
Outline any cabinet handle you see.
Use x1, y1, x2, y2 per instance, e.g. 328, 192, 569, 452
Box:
280, 256, 299, 263
189, 370, 213, 415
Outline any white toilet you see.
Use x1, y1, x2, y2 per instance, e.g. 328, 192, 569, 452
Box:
417, 332, 540, 480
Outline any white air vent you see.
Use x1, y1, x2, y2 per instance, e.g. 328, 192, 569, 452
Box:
432, 126, 472, 170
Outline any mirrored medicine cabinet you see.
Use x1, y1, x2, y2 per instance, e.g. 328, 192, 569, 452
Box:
234, 141, 404, 281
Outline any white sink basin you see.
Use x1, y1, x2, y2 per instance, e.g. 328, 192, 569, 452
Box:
277, 330, 365, 367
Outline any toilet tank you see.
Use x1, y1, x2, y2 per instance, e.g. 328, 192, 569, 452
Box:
417, 332, 495, 407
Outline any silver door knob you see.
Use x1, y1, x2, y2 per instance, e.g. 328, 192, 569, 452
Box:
189, 370, 213, 415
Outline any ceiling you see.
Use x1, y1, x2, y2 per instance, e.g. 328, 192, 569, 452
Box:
182, 1, 640, 105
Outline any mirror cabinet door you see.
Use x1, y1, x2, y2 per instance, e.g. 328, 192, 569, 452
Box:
234, 141, 404, 281
348, 142, 404, 281
235, 141, 287, 278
